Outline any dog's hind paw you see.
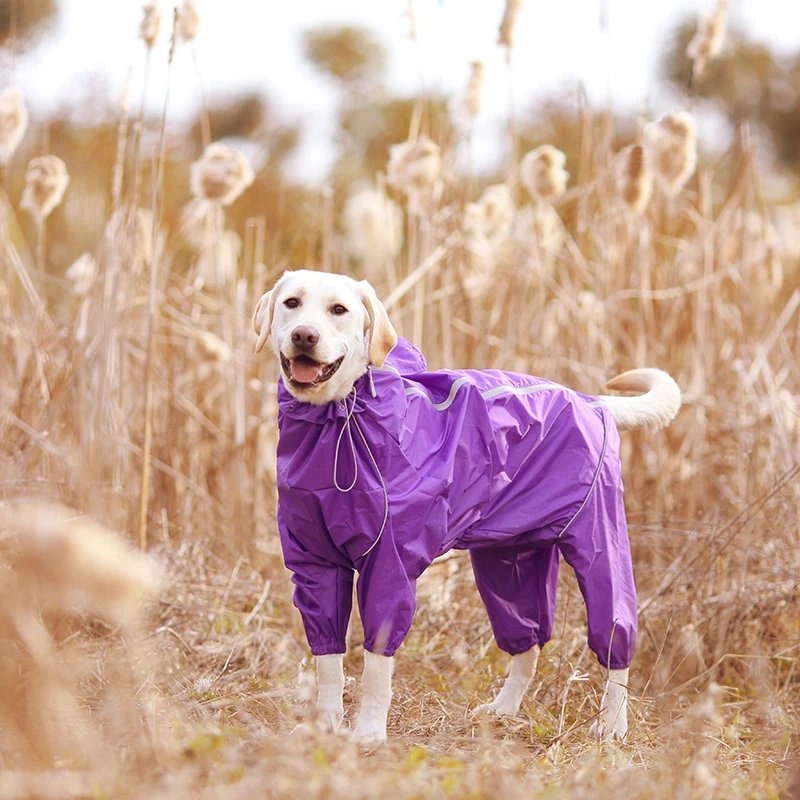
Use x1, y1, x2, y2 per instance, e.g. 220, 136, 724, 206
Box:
472, 698, 520, 718
289, 710, 343, 738
313, 705, 343, 734
588, 719, 627, 741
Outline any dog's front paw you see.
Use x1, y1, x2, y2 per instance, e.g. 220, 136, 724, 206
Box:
313, 704, 343, 734
350, 705, 388, 746
472, 697, 520, 718
588, 717, 627, 741
350, 721, 387, 747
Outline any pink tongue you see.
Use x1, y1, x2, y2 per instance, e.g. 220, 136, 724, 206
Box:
290, 358, 323, 384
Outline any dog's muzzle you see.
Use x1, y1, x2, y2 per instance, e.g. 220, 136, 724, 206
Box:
280, 352, 345, 388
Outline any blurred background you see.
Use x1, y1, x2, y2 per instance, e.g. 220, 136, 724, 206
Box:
10, 0, 800, 179
5, 0, 800, 279
0, 2, 799, 794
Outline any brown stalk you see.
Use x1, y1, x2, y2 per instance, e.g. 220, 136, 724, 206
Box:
139, 10, 178, 551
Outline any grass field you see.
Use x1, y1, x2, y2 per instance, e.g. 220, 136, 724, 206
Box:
1, 2, 799, 797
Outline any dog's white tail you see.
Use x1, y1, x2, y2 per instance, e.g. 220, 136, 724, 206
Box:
597, 369, 681, 431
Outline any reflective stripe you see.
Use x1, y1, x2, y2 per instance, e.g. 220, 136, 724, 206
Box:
404, 375, 581, 411
405, 377, 473, 411
480, 382, 560, 401
376, 364, 608, 414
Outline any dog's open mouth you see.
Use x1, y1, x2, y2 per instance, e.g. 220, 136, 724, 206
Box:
280, 352, 344, 387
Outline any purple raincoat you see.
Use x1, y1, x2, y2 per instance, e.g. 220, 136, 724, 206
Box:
277, 338, 637, 670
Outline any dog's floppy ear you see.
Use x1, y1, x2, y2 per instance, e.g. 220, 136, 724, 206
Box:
252, 291, 275, 354
253, 274, 289, 354
358, 280, 397, 367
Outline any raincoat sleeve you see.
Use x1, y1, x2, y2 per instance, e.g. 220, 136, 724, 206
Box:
356, 531, 418, 658
278, 514, 354, 656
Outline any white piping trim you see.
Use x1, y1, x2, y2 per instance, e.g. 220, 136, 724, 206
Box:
353, 414, 389, 559
557, 409, 609, 539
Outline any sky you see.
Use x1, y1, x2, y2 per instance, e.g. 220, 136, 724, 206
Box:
11, 0, 800, 180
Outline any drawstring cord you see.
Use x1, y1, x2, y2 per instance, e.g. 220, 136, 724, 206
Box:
333, 388, 359, 492
333, 386, 389, 559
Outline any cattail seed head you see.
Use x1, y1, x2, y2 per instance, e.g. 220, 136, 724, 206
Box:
514, 201, 564, 252
0, 88, 28, 164
102, 207, 162, 275
450, 60, 485, 130
519, 145, 569, 202
190, 143, 254, 206
176, 0, 200, 43
386, 135, 442, 217
498, 0, 523, 48
196, 330, 232, 363
140, 1, 162, 50
21, 155, 70, 222
688, 0, 727, 80
65, 253, 97, 296
196, 229, 241, 288
616, 144, 654, 216
577, 290, 606, 328
644, 111, 698, 197
474, 184, 515, 243
343, 187, 403, 267
462, 184, 515, 295
4, 503, 161, 626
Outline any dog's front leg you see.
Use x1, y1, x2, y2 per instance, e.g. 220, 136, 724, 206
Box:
313, 654, 345, 732
473, 645, 540, 717
589, 667, 629, 740
352, 651, 393, 745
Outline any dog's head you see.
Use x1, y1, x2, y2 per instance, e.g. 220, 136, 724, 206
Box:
253, 270, 397, 405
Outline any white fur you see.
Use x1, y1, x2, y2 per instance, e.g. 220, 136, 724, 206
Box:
597, 368, 681, 431
351, 652, 393, 745
252, 270, 396, 406
255, 272, 681, 744
589, 667, 629, 740
473, 646, 540, 717
314, 653, 344, 733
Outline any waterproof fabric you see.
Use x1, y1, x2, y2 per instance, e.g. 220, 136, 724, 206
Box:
277, 338, 637, 669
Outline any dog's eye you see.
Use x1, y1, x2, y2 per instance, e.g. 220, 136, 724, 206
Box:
284, 297, 300, 309
331, 304, 348, 316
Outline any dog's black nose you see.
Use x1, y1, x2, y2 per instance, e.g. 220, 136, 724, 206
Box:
291, 326, 320, 350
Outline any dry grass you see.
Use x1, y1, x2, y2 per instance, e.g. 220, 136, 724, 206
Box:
1, 12, 799, 800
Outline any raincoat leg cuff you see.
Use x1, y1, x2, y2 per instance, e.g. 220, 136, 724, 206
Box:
595, 656, 633, 670
310, 641, 347, 657
363, 639, 400, 657
497, 636, 538, 656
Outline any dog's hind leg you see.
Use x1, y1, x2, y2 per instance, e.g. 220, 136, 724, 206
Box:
589, 668, 629, 740
469, 545, 559, 717
556, 457, 637, 740
473, 646, 540, 716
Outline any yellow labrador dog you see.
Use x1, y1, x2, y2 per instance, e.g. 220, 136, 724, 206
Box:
254, 269, 681, 744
